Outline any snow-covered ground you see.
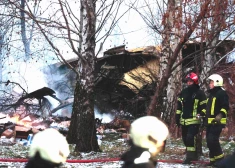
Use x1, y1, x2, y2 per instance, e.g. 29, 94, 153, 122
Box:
0, 125, 234, 168
0, 161, 208, 167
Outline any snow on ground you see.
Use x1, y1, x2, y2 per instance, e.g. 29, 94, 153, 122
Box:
0, 126, 234, 168
157, 162, 204, 168
0, 161, 207, 167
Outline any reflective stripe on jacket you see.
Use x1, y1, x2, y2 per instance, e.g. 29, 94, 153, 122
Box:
206, 87, 229, 125
176, 84, 207, 126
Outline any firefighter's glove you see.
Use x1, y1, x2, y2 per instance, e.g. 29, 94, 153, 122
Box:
211, 113, 222, 124
196, 114, 201, 120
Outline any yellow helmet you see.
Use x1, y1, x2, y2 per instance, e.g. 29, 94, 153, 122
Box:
208, 74, 223, 87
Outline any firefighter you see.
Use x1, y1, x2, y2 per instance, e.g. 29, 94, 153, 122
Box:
120, 116, 169, 168
175, 72, 207, 164
204, 74, 229, 167
25, 128, 70, 168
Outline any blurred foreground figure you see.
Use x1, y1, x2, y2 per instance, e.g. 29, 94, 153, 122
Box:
25, 128, 70, 168
121, 116, 169, 168
216, 151, 235, 168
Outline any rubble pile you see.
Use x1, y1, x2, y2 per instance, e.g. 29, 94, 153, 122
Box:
0, 112, 131, 146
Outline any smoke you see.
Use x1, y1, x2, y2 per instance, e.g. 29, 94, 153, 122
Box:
5, 61, 49, 95
3, 57, 115, 120
51, 105, 115, 122
94, 106, 114, 123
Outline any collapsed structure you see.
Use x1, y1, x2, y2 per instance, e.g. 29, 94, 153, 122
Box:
0, 40, 235, 141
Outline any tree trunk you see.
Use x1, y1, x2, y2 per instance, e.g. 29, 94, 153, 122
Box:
20, 0, 31, 60
201, 0, 227, 86
0, 32, 3, 85
150, 0, 174, 118
67, 80, 99, 152
164, 0, 182, 123
67, 0, 99, 152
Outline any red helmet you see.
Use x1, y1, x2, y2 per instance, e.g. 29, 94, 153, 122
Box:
186, 72, 199, 84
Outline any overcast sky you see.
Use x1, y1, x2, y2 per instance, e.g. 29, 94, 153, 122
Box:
100, 10, 154, 51
6, 0, 158, 94
98, 0, 162, 54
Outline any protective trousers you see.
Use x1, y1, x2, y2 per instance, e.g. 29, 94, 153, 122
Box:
206, 125, 224, 162
182, 125, 199, 152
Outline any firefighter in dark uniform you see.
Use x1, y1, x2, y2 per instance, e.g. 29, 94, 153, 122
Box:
204, 74, 229, 167
175, 72, 207, 164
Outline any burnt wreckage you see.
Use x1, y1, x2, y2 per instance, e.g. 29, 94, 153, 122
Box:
7, 41, 233, 118
95, 45, 160, 117
94, 41, 235, 117
47, 41, 235, 118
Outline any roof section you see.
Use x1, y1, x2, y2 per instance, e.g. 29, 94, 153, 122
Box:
96, 45, 160, 74
103, 45, 160, 57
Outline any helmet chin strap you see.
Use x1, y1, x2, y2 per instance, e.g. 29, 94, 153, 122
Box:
134, 151, 151, 164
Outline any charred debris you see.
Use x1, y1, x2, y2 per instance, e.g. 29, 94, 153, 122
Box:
1, 41, 235, 128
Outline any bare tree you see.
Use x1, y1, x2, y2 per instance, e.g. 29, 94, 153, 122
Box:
5, 0, 130, 152
66, 0, 99, 151
0, 27, 4, 84
201, 0, 230, 85
133, 0, 235, 120
20, 0, 37, 60
0, 1, 15, 86
146, 1, 211, 117
161, 0, 183, 124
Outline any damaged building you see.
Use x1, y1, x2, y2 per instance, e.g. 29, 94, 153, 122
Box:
95, 45, 160, 117
42, 40, 235, 118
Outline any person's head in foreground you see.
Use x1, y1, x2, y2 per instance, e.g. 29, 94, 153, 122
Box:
121, 116, 169, 168
25, 128, 70, 168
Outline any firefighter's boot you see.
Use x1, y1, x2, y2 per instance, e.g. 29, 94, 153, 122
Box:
182, 151, 198, 164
